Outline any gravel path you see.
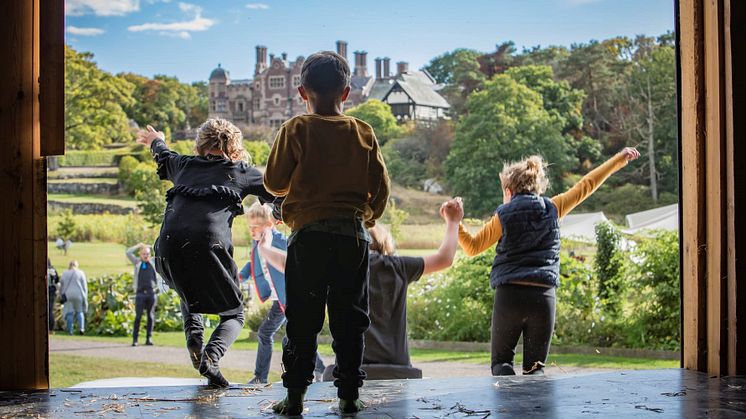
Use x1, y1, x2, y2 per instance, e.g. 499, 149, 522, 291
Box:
51, 337, 610, 381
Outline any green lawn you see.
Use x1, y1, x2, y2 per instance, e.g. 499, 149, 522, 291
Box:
48, 193, 136, 207
48, 241, 131, 277
50, 353, 270, 388
49, 178, 119, 184
53, 334, 677, 370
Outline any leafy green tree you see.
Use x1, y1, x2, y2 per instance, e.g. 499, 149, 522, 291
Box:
624, 35, 677, 201
346, 100, 402, 144
120, 73, 186, 138
57, 210, 77, 242
425, 48, 486, 116
65, 46, 135, 149
444, 75, 573, 217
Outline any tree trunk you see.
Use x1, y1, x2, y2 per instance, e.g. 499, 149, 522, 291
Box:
646, 73, 658, 202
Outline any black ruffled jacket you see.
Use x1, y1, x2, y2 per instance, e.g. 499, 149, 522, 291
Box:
150, 139, 275, 315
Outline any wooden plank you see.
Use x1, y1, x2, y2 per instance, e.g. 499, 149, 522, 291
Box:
0, 0, 49, 389
724, 0, 736, 377
679, 0, 708, 372
704, 0, 727, 377
39, 0, 64, 156
724, 0, 746, 376
32, 0, 49, 389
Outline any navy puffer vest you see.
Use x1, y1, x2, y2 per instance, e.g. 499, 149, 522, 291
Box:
490, 194, 561, 288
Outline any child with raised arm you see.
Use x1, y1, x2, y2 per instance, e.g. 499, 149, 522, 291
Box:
459, 148, 640, 376
238, 202, 326, 385
136, 119, 275, 388
264, 51, 389, 415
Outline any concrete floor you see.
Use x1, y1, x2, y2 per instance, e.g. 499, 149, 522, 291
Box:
1, 369, 745, 418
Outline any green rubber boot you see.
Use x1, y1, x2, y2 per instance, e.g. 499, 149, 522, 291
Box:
272, 388, 306, 416
339, 398, 366, 414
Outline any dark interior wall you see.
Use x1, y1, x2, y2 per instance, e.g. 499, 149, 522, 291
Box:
0, 0, 50, 389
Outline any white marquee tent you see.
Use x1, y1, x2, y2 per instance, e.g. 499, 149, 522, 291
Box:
623, 204, 679, 234
560, 212, 609, 243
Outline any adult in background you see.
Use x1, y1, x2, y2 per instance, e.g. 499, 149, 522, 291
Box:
47, 258, 60, 331
59, 260, 88, 335
126, 243, 160, 346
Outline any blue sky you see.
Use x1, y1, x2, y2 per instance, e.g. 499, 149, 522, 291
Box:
65, 0, 675, 83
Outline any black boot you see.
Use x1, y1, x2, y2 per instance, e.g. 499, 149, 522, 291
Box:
186, 337, 203, 370
199, 353, 229, 388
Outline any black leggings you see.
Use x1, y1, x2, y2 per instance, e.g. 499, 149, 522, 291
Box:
491, 284, 556, 375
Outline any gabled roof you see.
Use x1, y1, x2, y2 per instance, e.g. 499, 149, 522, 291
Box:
386, 72, 450, 108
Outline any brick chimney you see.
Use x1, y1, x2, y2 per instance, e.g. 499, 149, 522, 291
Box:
353, 51, 368, 77
397, 61, 409, 75
336, 40, 348, 62
281, 52, 287, 61
375, 58, 382, 80
269, 53, 275, 63
255, 45, 267, 75
383, 57, 391, 78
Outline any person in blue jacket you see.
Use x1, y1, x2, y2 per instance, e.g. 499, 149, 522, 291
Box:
240, 202, 325, 384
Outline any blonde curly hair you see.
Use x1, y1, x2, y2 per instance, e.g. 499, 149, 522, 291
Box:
499, 155, 549, 195
368, 225, 395, 256
195, 118, 248, 163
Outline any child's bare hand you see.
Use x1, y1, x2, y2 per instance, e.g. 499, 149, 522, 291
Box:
259, 227, 273, 249
440, 197, 464, 223
620, 147, 640, 162
136, 125, 165, 147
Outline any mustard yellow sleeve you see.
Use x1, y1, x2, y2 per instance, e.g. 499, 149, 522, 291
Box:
551, 153, 629, 218
367, 132, 390, 226
458, 215, 503, 257
263, 124, 296, 197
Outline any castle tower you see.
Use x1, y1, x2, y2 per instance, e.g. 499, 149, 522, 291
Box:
255, 45, 267, 75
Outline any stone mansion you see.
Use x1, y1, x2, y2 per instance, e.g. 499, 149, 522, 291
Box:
208, 41, 450, 128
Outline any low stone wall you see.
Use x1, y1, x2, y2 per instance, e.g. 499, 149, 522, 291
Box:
48, 201, 136, 215
48, 182, 121, 195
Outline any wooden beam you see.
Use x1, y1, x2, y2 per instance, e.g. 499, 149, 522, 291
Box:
39, 0, 64, 156
0, 0, 49, 389
704, 0, 727, 376
724, 0, 746, 375
679, 0, 708, 372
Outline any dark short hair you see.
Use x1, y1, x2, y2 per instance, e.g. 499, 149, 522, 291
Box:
301, 51, 351, 97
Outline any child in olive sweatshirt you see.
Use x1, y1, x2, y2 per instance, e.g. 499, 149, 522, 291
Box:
264, 51, 389, 415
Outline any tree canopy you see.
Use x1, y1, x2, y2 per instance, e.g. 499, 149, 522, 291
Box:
346, 100, 402, 144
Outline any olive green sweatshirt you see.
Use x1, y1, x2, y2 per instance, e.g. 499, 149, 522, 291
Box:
264, 114, 390, 231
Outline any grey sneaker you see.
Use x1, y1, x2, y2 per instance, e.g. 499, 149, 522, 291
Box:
247, 376, 267, 385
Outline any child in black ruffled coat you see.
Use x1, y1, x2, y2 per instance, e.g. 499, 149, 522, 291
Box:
137, 119, 275, 387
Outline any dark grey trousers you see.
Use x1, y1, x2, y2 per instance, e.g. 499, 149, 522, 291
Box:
180, 300, 244, 362
491, 284, 556, 375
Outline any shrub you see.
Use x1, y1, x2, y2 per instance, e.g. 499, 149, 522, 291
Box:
624, 230, 680, 350
408, 250, 495, 342
57, 210, 77, 241
118, 155, 139, 194
244, 140, 270, 166
594, 222, 624, 314
59, 149, 123, 167
86, 273, 183, 336
48, 213, 158, 244
380, 199, 409, 243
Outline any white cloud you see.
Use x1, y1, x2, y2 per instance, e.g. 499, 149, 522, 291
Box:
128, 3, 215, 38
66, 26, 106, 36
66, 0, 140, 16
246, 3, 270, 10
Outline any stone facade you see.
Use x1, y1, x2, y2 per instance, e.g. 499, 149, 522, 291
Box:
208, 41, 449, 127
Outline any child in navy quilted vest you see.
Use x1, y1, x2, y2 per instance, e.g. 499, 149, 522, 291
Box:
136, 119, 276, 388
239, 202, 325, 385
459, 147, 640, 376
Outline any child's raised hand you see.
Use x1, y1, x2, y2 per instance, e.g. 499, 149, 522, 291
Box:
620, 147, 641, 162
259, 227, 274, 249
440, 197, 464, 223
136, 125, 165, 147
